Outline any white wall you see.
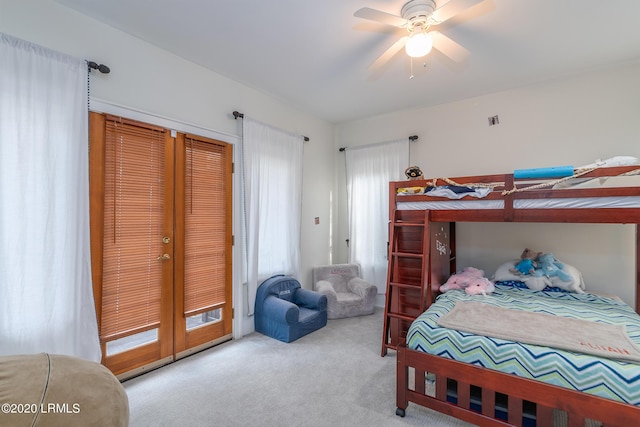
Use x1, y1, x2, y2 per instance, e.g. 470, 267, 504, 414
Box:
5, 0, 639, 327
1, 0, 336, 336
335, 62, 640, 308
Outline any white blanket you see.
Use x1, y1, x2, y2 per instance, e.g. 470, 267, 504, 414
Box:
438, 301, 640, 363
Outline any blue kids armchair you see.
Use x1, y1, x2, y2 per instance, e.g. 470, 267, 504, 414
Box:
254, 275, 328, 343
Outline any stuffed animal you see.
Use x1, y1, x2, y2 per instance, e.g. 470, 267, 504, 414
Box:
509, 248, 541, 276
439, 267, 485, 292
405, 166, 424, 181
464, 277, 495, 296
533, 253, 572, 282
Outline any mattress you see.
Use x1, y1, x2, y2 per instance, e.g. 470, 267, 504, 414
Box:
397, 196, 640, 211
406, 284, 640, 405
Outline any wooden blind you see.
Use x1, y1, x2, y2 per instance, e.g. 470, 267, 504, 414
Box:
183, 136, 228, 315
101, 117, 165, 340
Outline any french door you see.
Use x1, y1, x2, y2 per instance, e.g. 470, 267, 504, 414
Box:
174, 133, 233, 358
89, 113, 232, 378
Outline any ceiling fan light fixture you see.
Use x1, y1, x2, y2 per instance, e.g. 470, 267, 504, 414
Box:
405, 31, 433, 58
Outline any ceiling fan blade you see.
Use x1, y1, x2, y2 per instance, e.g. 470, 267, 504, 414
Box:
354, 7, 407, 28
369, 36, 409, 70
430, 31, 470, 62
429, 0, 483, 25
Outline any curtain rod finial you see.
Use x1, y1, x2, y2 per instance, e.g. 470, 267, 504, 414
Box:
87, 61, 110, 74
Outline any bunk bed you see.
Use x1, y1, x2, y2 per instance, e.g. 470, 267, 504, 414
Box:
385, 165, 640, 427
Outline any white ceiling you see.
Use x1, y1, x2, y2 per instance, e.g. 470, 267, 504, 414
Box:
56, 0, 640, 124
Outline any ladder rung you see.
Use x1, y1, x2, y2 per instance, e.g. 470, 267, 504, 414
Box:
389, 282, 422, 289
393, 222, 425, 227
387, 312, 416, 322
391, 301, 421, 312
391, 252, 424, 259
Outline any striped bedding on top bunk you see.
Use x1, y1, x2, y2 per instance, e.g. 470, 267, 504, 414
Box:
406, 284, 640, 405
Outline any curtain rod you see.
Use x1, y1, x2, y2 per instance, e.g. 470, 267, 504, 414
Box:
232, 111, 309, 142
338, 135, 418, 152
87, 61, 110, 74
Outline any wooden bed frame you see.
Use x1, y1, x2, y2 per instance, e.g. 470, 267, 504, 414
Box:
386, 165, 640, 426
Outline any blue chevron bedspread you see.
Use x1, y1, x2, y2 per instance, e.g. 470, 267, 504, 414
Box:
406, 284, 640, 405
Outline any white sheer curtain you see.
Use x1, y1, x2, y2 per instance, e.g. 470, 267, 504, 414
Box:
345, 139, 409, 293
241, 117, 304, 315
0, 33, 101, 361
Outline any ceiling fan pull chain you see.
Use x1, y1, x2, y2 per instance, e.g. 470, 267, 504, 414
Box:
410, 56, 414, 79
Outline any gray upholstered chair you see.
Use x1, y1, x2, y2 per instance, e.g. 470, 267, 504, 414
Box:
312, 263, 376, 319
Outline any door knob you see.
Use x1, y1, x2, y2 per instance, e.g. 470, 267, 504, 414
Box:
157, 253, 171, 261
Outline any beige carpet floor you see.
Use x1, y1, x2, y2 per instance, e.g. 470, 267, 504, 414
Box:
123, 308, 475, 427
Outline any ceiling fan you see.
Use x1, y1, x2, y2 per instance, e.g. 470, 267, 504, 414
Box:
354, 0, 482, 71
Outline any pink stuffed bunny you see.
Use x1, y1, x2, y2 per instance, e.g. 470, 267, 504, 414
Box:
439, 267, 485, 292
464, 277, 495, 296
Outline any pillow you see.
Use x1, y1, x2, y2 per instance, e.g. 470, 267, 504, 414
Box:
493, 260, 585, 293
493, 260, 547, 290
494, 280, 529, 289
494, 280, 573, 293
397, 186, 426, 195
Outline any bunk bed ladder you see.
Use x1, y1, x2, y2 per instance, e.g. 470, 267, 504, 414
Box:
381, 209, 431, 356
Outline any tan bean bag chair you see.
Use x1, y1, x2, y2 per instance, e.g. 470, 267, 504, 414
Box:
0, 353, 129, 426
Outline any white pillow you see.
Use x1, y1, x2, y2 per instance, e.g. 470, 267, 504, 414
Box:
493, 260, 585, 293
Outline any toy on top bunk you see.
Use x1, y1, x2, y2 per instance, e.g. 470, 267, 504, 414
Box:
439, 267, 495, 296
494, 249, 585, 293
397, 166, 425, 195
405, 165, 424, 180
